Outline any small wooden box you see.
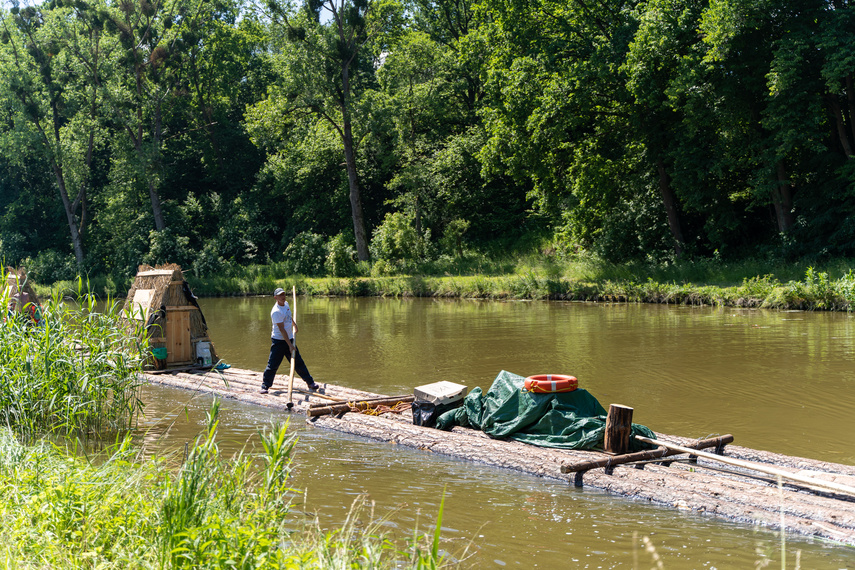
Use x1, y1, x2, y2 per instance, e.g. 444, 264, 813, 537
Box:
414, 381, 468, 405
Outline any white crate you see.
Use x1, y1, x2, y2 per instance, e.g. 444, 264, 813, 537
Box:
414, 381, 468, 405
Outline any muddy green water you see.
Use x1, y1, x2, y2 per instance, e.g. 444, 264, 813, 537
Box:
137, 297, 855, 567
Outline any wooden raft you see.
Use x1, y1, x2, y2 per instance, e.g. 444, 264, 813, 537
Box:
139, 367, 855, 546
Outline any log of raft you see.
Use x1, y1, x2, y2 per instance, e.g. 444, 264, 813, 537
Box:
636, 435, 855, 497
141, 366, 386, 413
311, 412, 855, 544
307, 395, 415, 417
138, 366, 855, 546
560, 434, 735, 474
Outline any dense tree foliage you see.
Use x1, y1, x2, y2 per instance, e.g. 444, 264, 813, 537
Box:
0, 0, 853, 281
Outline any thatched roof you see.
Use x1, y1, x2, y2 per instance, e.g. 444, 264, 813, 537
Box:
123, 264, 217, 366
4, 267, 41, 310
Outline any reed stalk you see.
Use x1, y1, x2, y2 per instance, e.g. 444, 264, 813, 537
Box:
0, 400, 451, 569
0, 272, 146, 444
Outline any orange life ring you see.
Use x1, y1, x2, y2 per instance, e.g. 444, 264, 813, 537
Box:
524, 374, 578, 393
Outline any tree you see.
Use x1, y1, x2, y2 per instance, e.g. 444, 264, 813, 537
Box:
623, 0, 712, 257
0, 1, 108, 268
479, 0, 672, 256
100, 0, 210, 232
260, 0, 404, 260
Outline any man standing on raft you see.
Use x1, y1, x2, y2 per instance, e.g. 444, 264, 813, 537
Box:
261, 287, 318, 394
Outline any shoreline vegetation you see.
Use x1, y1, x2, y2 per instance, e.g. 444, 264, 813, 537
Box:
0, 284, 449, 569
37, 258, 855, 312
2, 268, 837, 566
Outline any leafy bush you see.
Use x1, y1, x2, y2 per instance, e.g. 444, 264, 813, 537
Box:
325, 233, 358, 277
370, 212, 432, 274
0, 232, 28, 265
213, 197, 267, 264
22, 250, 78, 283
838, 270, 855, 309
439, 219, 470, 257
142, 229, 192, 268
284, 232, 326, 276
191, 241, 229, 278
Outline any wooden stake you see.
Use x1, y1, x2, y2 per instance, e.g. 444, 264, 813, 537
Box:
635, 435, 855, 497
604, 404, 633, 454
286, 286, 297, 411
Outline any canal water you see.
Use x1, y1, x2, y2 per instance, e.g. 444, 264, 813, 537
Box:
137, 297, 855, 567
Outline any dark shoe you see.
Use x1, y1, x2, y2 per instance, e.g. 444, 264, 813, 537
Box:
260, 387, 269, 394
307, 382, 320, 391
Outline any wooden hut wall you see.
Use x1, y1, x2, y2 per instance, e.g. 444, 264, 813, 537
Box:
123, 264, 218, 366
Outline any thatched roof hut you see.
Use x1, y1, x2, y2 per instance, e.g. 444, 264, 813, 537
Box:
122, 264, 218, 369
4, 267, 42, 316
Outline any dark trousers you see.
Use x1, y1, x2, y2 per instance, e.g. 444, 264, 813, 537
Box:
262, 338, 313, 389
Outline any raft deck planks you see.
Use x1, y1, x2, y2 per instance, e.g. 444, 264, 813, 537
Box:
139, 367, 855, 546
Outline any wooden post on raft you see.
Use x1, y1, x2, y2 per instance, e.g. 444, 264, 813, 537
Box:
604, 404, 633, 454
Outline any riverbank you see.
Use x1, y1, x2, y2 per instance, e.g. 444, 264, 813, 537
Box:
0, 290, 448, 569
36, 257, 855, 311
0, 416, 448, 569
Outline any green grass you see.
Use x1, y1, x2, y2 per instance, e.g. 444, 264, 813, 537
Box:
0, 403, 453, 569
31, 256, 855, 311
2, 268, 456, 569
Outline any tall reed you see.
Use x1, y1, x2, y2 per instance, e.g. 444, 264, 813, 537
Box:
0, 401, 452, 569
0, 273, 146, 443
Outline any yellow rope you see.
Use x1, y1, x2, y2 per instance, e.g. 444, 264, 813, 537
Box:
349, 400, 411, 416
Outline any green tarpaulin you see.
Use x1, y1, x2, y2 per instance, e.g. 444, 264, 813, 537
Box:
436, 370, 655, 451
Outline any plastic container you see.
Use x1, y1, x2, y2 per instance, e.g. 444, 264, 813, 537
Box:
195, 342, 212, 366
152, 347, 167, 370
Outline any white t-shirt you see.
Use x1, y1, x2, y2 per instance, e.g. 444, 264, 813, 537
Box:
271, 302, 293, 340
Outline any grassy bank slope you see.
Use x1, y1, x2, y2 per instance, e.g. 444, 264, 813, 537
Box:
184, 258, 855, 311
38, 258, 855, 311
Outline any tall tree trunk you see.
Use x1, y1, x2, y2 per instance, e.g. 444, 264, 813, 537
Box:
340, 55, 369, 260
343, 120, 369, 260
829, 96, 853, 158
74, 84, 99, 238
52, 163, 85, 268
656, 158, 684, 258
773, 160, 795, 233
148, 180, 166, 231
46, 99, 85, 268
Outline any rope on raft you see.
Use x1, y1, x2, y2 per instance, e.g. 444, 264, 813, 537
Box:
349, 401, 412, 416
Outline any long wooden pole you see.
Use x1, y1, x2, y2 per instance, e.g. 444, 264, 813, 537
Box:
635, 435, 855, 497
293, 388, 345, 402
561, 434, 733, 473
308, 394, 413, 408
286, 286, 297, 411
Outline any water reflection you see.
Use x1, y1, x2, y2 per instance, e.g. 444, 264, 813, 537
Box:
203, 297, 855, 463
134, 297, 855, 567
